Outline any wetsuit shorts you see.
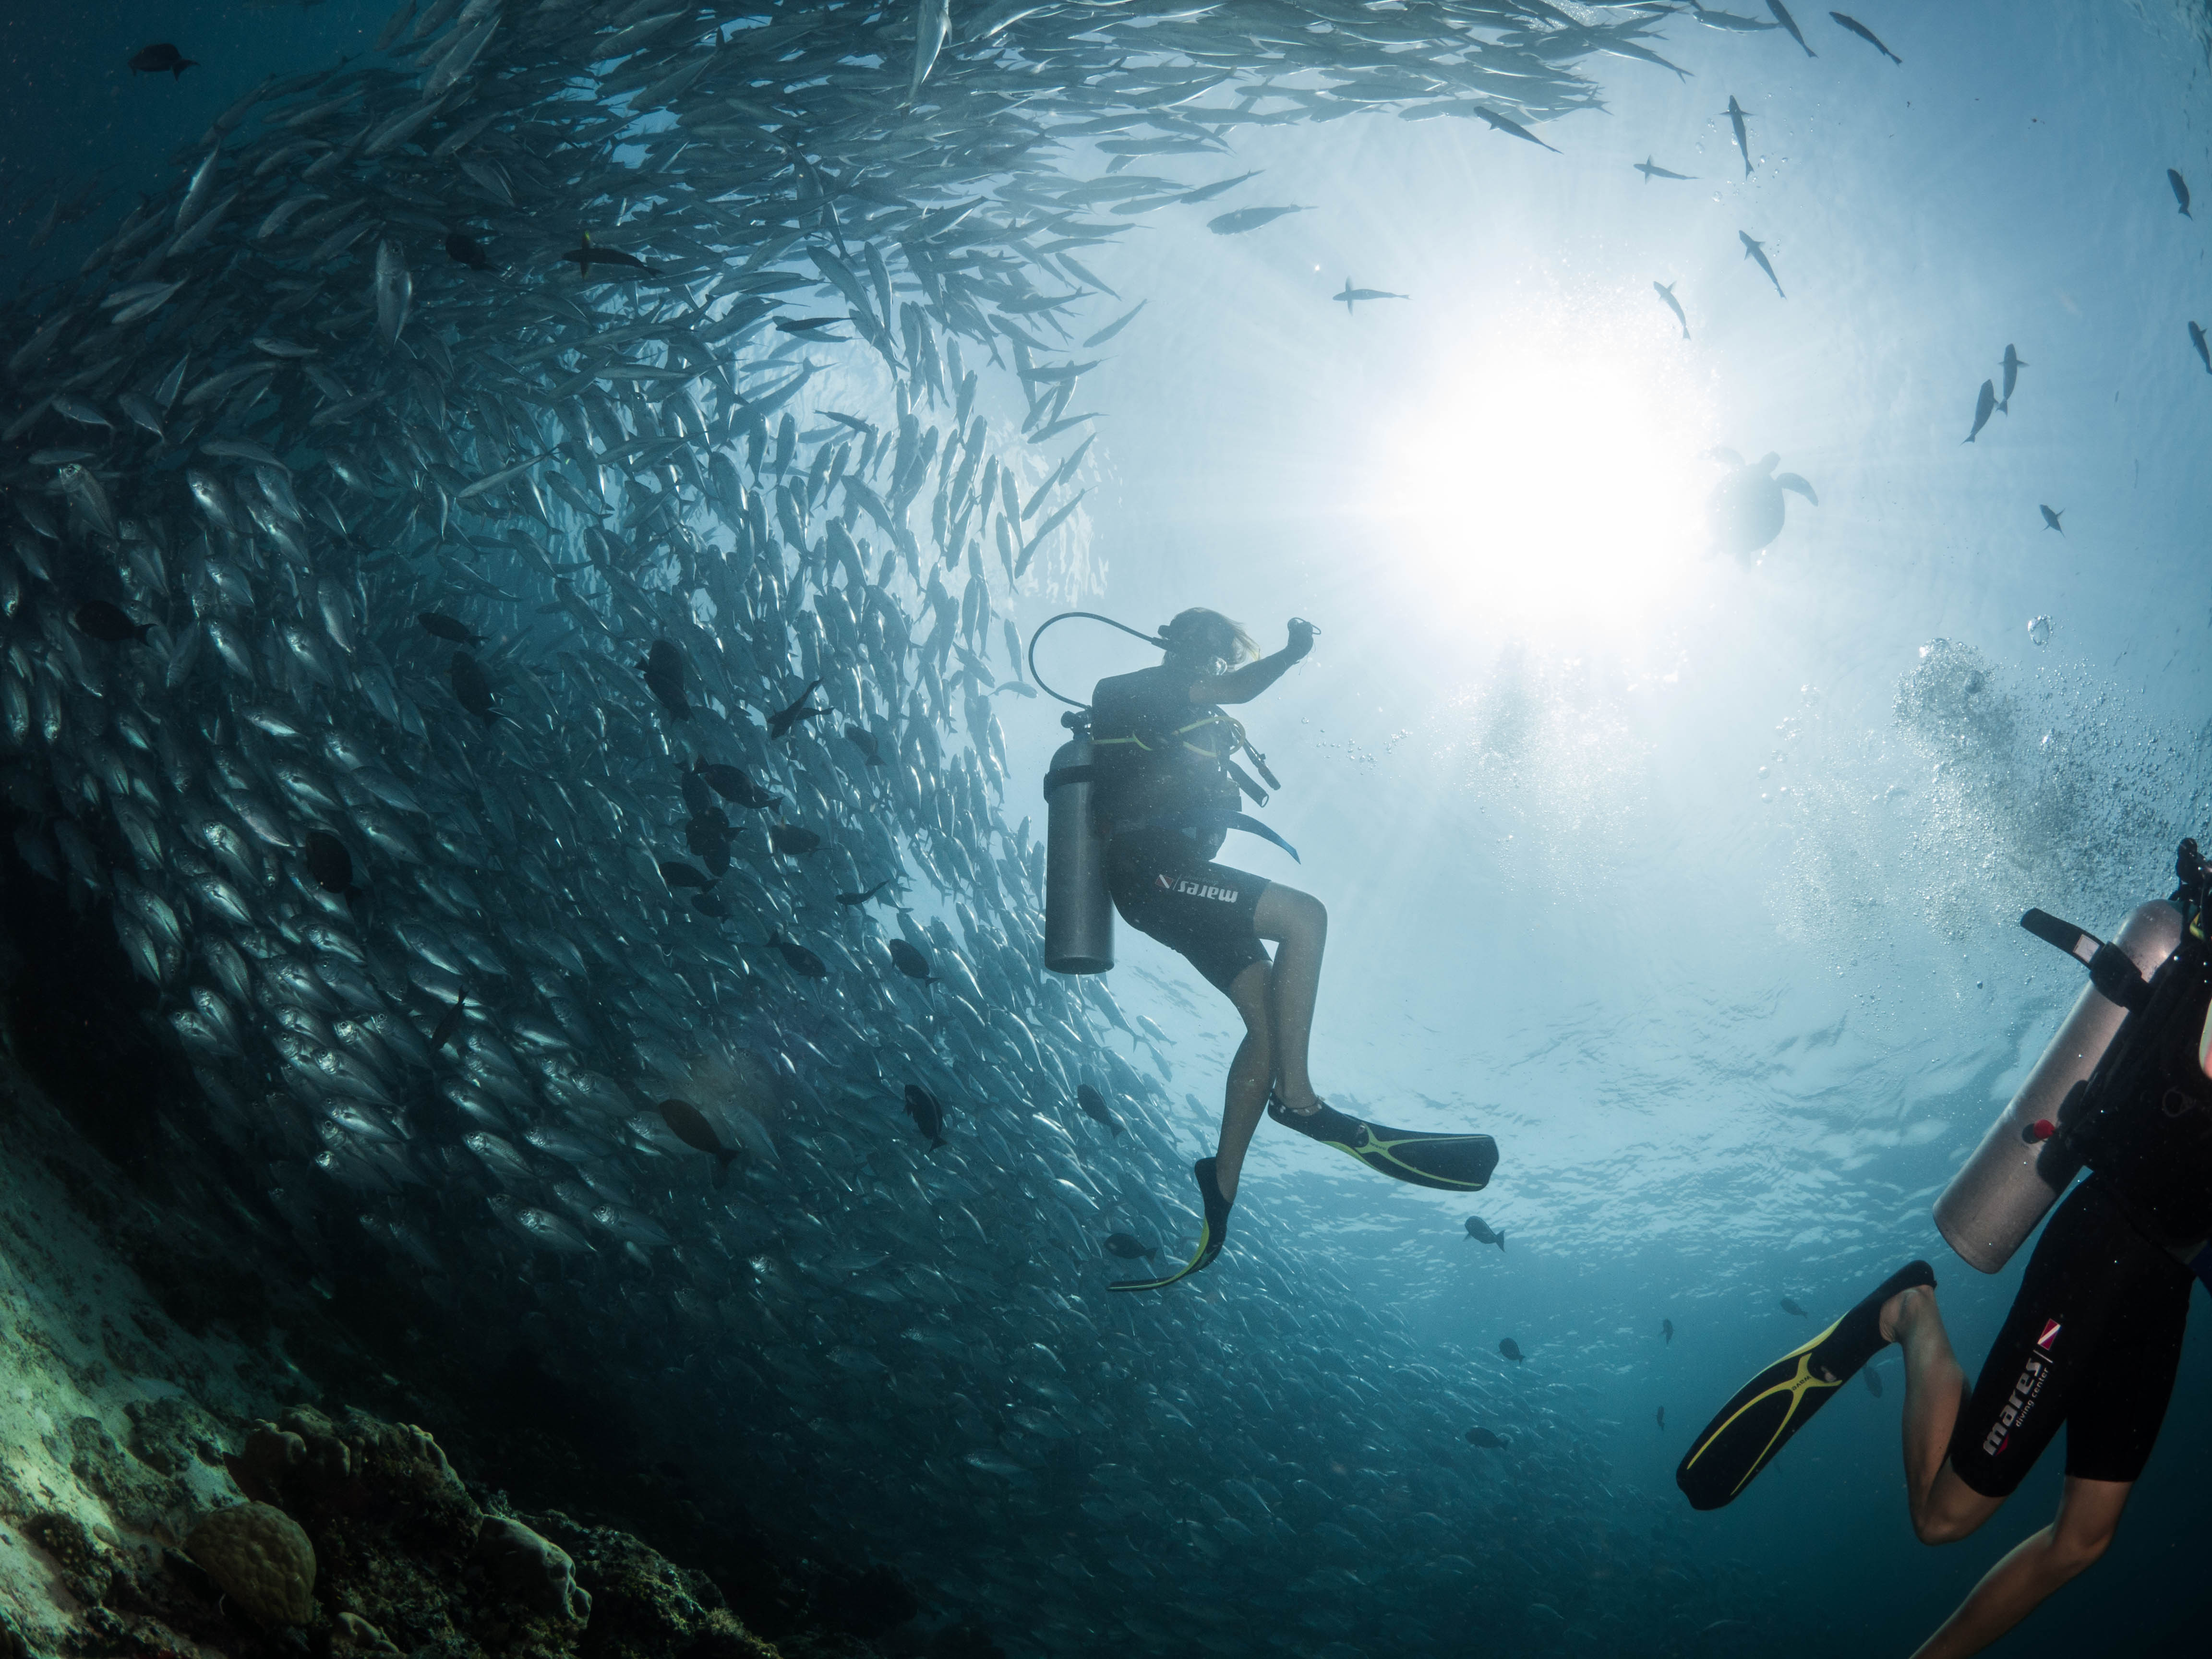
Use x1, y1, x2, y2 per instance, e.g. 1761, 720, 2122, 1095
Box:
1105, 831, 1270, 996
1948, 1178, 2192, 1497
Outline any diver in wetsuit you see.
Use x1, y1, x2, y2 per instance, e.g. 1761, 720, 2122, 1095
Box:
1090, 610, 1323, 1287
1089, 609, 1498, 1292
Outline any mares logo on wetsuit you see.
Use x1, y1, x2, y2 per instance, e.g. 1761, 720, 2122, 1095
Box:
1982, 1350, 2055, 1457
1156, 874, 1239, 903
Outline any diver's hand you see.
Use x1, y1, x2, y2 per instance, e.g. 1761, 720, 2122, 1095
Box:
1286, 618, 1316, 661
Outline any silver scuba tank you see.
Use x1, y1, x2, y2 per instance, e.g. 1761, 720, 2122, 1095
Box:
1043, 713, 1112, 974
1934, 900, 2183, 1273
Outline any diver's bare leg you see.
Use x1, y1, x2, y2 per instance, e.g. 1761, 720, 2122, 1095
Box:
1883, 1285, 2003, 1542
1213, 962, 1274, 1202
1252, 884, 1326, 1115
1906, 1478, 2131, 1659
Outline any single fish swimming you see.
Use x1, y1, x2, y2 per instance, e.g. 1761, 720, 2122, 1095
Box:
1999, 343, 2027, 411
2040, 505, 2064, 533
1779, 1296, 1808, 1316
130, 43, 198, 78
1498, 1336, 1524, 1362
1474, 108, 1559, 154
2190, 321, 2210, 374
1828, 11, 1900, 62
1653, 280, 1690, 339
1635, 156, 1694, 183
2171, 168, 2193, 218
1739, 231, 1784, 298
1964, 379, 1997, 442
1766, 0, 1815, 56
1333, 278, 1407, 314
1463, 1215, 1506, 1250
1724, 97, 1755, 178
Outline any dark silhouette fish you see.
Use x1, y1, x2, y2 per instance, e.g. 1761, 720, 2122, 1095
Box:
768, 679, 827, 739
445, 232, 494, 271
449, 650, 497, 722
1466, 1427, 1509, 1449
1498, 1337, 1524, 1363
2190, 322, 2210, 374
1766, 0, 1814, 55
659, 859, 715, 891
1333, 278, 1407, 314
685, 813, 733, 875
1964, 380, 1997, 443
2040, 505, 2064, 533
838, 879, 894, 907
692, 893, 729, 919
888, 938, 935, 982
1829, 11, 1901, 62
1464, 1215, 1505, 1250
1635, 156, 1693, 183
430, 991, 468, 1054
2172, 168, 2193, 218
561, 232, 658, 278
1999, 344, 2027, 411
1780, 1296, 1808, 1316
904, 1082, 947, 1148
303, 830, 358, 899
73, 601, 151, 644
680, 765, 716, 818
130, 43, 198, 78
843, 724, 884, 765
1663, 1319, 1674, 1344
418, 610, 483, 645
1739, 231, 1783, 298
1724, 96, 1754, 178
1076, 1083, 1123, 1136
1104, 1232, 1154, 1261
658, 1097, 738, 1187
696, 758, 779, 810
769, 929, 828, 977
775, 317, 847, 335
639, 639, 691, 720
1653, 280, 1689, 339
769, 823, 821, 858
1474, 107, 1558, 153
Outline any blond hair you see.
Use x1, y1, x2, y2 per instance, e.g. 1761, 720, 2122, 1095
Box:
1159, 608, 1257, 668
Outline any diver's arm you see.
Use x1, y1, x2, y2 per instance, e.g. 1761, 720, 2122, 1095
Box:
1192, 619, 1314, 706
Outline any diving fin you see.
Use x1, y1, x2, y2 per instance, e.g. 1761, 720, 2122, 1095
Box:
1676, 1259, 1936, 1512
1111, 1158, 1232, 1292
1266, 1093, 1499, 1192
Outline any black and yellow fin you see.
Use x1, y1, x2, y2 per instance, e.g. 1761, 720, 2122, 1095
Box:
1676, 1259, 1935, 1511
1266, 1095, 1499, 1192
1112, 1158, 1231, 1292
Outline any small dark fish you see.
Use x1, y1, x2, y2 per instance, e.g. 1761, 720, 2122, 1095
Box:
449, 650, 497, 722
903, 1082, 947, 1148
769, 823, 821, 858
1964, 380, 1997, 443
775, 316, 847, 334
2172, 168, 2193, 218
1999, 343, 2027, 411
1662, 1319, 1674, 1344
768, 678, 827, 740
1864, 1366, 1885, 1398
2190, 321, 2210, 375
1829, 12, 1901, 63
658, 1097, 738, 1187
430, 991, 468, 1054
1635, 156, 1693, 183
638, 638, 691, 721
2040, 505, 2064, 533
692, 893, 729, 919
1463, 1216, 1505, 1250
303, 830, 356, 896
1104, 1232, 1155, 1261
888, 938, 935, 982
685, 806, 732, 855
1333, 278, 1407, 313
1498, 1337, 1524, 1363
679, 764, 716, 818
1780, 1297, 1808, 1317
1767, 0, 1814, 55
1474, 107, 1559, 154
696, 757, 779, 810
418, 611, 483, 646
838, 879, 894, 907
1725, 96, 1754, 178
1657, 1405, 1667, 1430
1465, 1427, 1510, 1450
445, 231, 493, 271
658, 859, 715, 891
842, 724, 884, 766
72, 601, 152, 645
1739, 231, 1784, 299
561, 232, 658, 278
130, 43, 198, 78
1653, 280, 1689, 340
769, 928, 827, 978
1076, 1082, 1124, 1136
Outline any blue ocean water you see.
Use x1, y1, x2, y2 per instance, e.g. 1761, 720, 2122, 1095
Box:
4, 0, 2212, 1654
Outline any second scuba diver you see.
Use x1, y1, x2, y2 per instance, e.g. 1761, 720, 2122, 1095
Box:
1087, 608, 1498, 1292
1677, 837, 2212, 1659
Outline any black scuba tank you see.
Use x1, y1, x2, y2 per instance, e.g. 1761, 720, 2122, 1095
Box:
1043, 710, 1112, 974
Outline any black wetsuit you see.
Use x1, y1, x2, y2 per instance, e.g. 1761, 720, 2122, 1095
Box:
1090, 665, 1271, 995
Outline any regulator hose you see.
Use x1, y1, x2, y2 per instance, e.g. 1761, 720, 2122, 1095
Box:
1025, 611, 1165, 709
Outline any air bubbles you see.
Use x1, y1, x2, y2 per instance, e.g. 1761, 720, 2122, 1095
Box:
2027, 614, 2053, 647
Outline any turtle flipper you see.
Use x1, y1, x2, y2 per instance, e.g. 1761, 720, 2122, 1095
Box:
1775, 473, 1818, 505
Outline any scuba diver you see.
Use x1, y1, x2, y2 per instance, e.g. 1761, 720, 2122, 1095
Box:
1677, 838, 2212, 1658
1040, 606, 1497, 1293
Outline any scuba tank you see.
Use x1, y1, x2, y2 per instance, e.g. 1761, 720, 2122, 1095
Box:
1933, 899, 2181, 1272
1043, 710, 1112, 974
1936, 837, 2212, 1273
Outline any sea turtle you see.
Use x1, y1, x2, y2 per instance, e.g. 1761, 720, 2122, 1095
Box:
1706, 449, 1818, 560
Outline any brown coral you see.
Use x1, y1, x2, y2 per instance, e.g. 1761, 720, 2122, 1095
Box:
186, 1502, 316, 1627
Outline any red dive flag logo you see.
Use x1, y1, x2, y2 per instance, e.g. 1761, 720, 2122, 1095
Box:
2037, 1320, 2062, 1352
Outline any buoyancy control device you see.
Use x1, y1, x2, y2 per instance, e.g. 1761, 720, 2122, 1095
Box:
1030, 612, 1302, 976
1935, 838, 2212, 1273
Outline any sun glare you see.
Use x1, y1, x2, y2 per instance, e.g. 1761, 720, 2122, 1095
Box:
1366, 301, 1715, 644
